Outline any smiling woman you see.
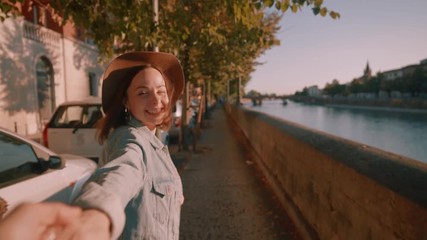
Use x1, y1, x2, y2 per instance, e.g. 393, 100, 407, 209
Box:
70, 51, 186, 240
124, 67, 170, 131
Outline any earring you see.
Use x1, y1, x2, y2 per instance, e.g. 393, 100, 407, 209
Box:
125, 107, 132, 122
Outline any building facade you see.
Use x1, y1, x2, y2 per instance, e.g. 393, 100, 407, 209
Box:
307, 85, 321, 97
382, 60, 427, 81
0, 1, 103, 136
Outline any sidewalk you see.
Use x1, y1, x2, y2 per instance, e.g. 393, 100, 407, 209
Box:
173, 106, 300, 240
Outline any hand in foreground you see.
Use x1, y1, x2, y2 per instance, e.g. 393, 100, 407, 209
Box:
55, 209, 111, 240
0, 202, 82, 240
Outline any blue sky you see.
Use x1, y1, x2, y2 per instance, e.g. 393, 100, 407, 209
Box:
246, 0, 427, 95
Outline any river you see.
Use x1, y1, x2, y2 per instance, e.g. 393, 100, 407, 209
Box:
243, 100, 427, 164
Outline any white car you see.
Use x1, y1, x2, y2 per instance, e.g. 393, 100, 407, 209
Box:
43, 97, 103, 161
0, 127, 96, 218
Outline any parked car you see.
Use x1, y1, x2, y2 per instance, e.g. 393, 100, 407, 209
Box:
43, 97, 103, 161
0, 127, 96, 218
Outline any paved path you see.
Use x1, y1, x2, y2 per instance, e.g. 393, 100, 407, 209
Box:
172, 106, 300, 240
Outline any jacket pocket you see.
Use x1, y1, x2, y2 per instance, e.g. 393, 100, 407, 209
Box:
151, 180, 173, 224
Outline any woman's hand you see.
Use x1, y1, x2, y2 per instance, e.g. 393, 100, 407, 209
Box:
0, 202, 82, 240
57, 209, 111, 240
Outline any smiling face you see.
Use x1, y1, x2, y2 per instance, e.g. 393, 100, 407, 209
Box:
124, 67, 170, 130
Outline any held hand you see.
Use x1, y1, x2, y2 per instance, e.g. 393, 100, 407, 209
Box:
56, 209, 111, 240
0, 202, 82, 240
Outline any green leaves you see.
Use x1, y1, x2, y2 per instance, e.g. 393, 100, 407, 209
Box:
329, 11, 341, 19
257, 0, 340, 19
0, 0, 339, 95
0, 0, 25, 21
314, 0, 323, 8
291, 4, 299, 13
312, 7, 340, 19
312, 7, 320, 15
264, 0, 275, 7
319, 7, 327, 16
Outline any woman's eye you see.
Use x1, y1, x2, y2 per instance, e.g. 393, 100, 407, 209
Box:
137, 91, 148, 95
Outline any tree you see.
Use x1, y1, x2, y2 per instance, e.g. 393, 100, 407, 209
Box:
1, 0, 337, 89
323, 79, 345, 97
409, 67, 427, 96
380, 78, 393, 95
349, 79, 363, 94
0, 0, 24, 21
366, 74, 382, 94
1, 0, 337, 149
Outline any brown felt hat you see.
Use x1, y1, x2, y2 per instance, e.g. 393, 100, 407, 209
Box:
101, 51, 185, 113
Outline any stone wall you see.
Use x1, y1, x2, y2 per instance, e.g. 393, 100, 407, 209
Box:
224, 104, 427, 240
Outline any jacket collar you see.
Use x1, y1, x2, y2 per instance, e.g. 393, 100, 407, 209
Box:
127, 118, 164, 150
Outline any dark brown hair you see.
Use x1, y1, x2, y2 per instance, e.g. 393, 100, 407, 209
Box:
96, 65, 174, 144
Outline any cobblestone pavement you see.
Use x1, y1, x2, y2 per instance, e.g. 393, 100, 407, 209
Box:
170, 106, 301, 240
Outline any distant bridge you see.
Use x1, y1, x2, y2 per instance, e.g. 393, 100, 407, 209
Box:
244, 95, 289, 106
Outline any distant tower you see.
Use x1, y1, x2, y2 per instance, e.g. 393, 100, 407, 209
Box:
363, 61, 372, 80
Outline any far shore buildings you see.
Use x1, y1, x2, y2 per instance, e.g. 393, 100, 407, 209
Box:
382, 59, 427, 81
0, 1, 103, 136
307, 85, 322, 97
309, 59, 427, 99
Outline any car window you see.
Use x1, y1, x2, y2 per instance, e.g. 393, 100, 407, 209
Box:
84, 106, 103, 126
0, 132, 41, 187
50, 105, 102, 128
53, 106, 83, 127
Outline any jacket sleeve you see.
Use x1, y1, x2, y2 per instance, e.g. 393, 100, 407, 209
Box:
73, 128, 146, 240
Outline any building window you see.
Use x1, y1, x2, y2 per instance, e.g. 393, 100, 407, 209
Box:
88, 72, 98, 96
36, 57, 55, 125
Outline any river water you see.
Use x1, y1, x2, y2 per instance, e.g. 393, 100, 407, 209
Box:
244, 100, 427, 164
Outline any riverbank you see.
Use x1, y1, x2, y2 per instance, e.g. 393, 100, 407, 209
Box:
226, 103, 427, 240
290, 96, 427, 112
325, 104, 427, 113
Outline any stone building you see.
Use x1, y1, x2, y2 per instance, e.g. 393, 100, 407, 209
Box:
382, 59, 427, 81
0, 1, 103, 136
307, 85, 321, 97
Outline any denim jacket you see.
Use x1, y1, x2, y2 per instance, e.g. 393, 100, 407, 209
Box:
73, 118, 184, 240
